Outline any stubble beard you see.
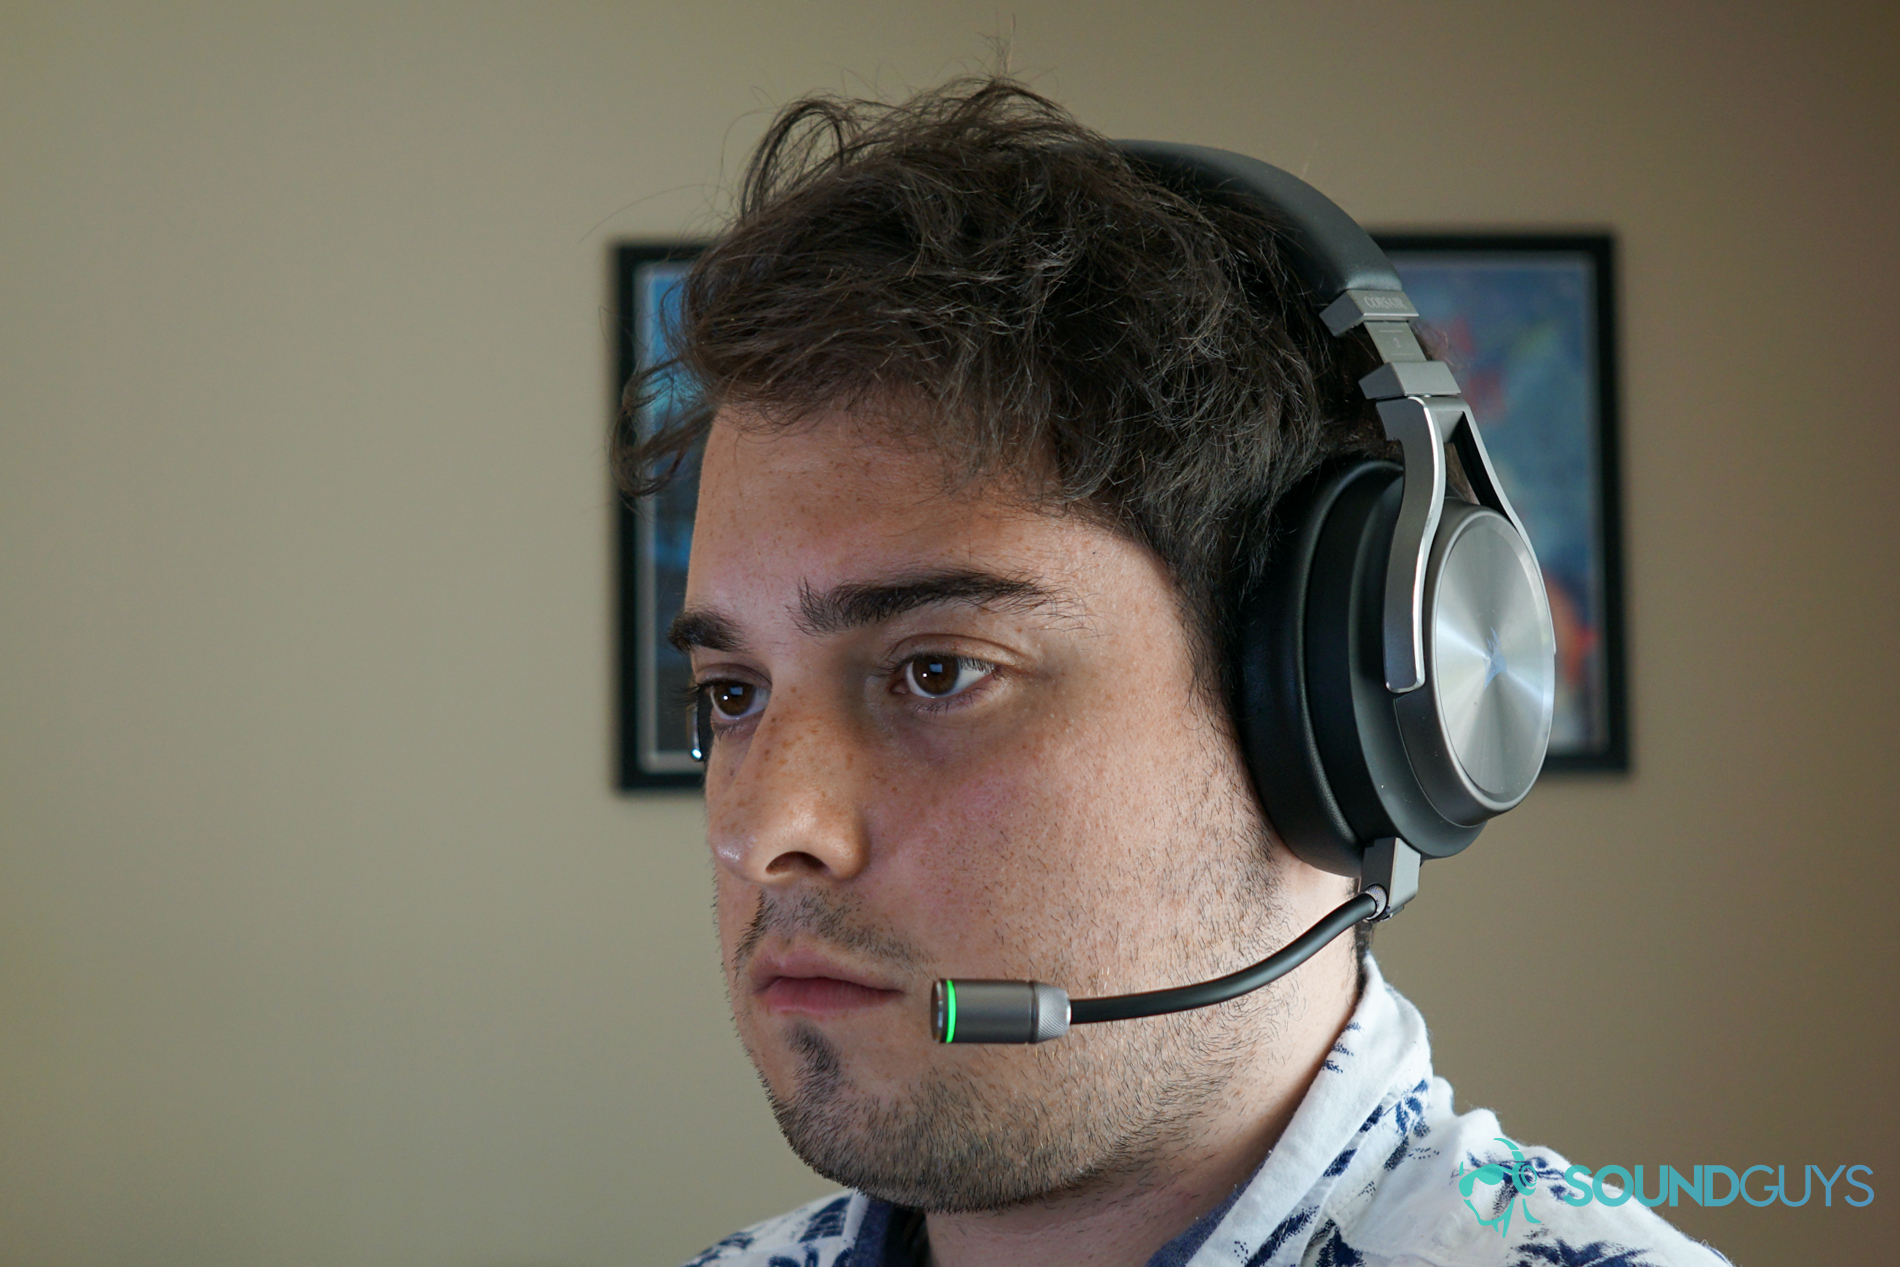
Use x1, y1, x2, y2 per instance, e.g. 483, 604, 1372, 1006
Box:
730, 796, 1293, 1214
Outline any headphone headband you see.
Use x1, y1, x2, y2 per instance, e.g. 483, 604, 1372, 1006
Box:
1117, 141, 1404, 305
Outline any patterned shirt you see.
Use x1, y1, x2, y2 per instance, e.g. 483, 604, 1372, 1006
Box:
682, 958, 1732, 1267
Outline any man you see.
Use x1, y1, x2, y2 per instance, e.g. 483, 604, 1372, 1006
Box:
620, 79, 1727, 1267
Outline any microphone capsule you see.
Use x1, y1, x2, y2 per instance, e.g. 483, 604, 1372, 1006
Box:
931, 979, 1071, 1044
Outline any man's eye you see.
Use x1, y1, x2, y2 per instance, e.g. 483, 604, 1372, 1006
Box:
706, 681, 766, 719
900, 655, 991, 699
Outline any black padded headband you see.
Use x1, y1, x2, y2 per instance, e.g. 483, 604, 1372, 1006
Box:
1118, 140, 1404, 304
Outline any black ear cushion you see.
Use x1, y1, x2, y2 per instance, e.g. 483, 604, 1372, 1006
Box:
1236, 459, 1481, 876
1234, 461, 1386, 878
1303, 467, 1483, 860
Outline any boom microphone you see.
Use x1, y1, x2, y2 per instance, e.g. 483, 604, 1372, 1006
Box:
931, 840, 1420, 1044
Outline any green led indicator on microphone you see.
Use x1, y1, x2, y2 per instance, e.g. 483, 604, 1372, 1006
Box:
931, 979, 1070, 1044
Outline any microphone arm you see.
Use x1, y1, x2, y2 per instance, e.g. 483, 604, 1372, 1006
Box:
930, 840, 1420, 1045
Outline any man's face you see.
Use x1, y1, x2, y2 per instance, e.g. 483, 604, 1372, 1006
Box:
680, 407, 1314, 1210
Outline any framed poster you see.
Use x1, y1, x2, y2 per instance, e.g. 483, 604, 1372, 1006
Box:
1374, 233, 1627, 770
611, 234, 1627, 788
614, 243, 704, 789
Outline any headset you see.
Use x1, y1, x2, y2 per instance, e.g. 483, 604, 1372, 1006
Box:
693, 142, 1560, 1047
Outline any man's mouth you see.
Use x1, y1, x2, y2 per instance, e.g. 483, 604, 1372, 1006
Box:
750, 948, 906, 1018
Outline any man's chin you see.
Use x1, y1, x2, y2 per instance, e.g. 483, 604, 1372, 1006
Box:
756, 1019, 1115, 1213
741, 1008, 916, 1104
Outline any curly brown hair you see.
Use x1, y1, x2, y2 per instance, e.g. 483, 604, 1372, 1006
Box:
613, 77, 1388, 706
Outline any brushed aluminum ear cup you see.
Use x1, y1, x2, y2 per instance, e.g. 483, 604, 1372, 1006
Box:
1395, 503, 1556, 824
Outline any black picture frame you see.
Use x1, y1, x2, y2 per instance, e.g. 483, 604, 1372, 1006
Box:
1372, 232, 1627, 771
611, 233, 1628, 788
613, 243, 705, 790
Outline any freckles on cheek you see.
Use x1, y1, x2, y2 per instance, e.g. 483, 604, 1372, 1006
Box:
886, 747, 1104, 912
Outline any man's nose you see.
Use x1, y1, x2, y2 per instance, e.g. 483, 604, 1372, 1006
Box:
707, 689, 871, 885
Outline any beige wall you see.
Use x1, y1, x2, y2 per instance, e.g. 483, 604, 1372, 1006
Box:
2, 3, 1895, 1264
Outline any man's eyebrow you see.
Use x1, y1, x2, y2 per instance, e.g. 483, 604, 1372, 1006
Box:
796, 570, 1070, 637
668, 608, 747, 653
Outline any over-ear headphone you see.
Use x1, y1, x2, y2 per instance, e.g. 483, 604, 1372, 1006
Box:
926, 144, 1559, 1044
685, 139, 1559, 1045
1116, 143, 1557, 894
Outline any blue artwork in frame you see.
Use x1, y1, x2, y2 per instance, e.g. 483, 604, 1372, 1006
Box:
614, 244, 703, 789
611, 234, 1626, 788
